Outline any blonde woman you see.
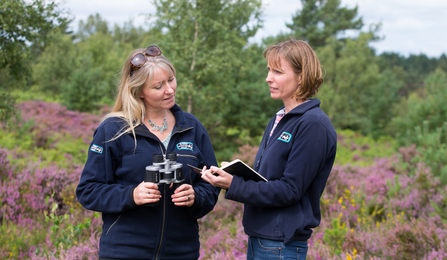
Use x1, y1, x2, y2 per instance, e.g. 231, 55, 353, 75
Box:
77, 45, 219, 259
202, 40, 337, 260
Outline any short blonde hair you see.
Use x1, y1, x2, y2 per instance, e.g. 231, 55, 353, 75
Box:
104, 47, 176, 142
263, 40, 324, 100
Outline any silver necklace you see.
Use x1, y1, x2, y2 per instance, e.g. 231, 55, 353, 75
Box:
148, 118, 168, 133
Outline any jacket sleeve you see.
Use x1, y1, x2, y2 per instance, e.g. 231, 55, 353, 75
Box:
76, 122, 137, 213
225, 120, 335, 207
186, 125, 220, 219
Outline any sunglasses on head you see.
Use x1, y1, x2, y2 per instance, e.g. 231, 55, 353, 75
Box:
130, 45, 162, 72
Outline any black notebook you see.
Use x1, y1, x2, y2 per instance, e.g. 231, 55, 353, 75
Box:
187, 160, 268, 182
221, 159, 268, 182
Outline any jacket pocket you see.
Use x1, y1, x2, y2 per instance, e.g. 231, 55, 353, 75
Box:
105, 213, 122, 235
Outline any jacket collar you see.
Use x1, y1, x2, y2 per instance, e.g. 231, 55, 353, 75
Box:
285, 99, 320, 116
170, 104, 188, 127
134, 104, 190, 138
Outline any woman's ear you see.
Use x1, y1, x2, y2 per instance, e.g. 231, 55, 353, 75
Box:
297, 74, 302, 86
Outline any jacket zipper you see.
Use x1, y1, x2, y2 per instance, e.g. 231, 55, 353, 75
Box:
256, 117, 286, 169
155, 143, 165, 260
154, 183, 167, 260
154, 127, 193, 260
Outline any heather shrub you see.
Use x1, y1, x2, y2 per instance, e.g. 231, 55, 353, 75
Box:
0, 163, 82, 223
335, 129, 397, 166
0, 148, 12, 179
231, 144, 259, 167
1, 100, 447, 259
323, 218, 348, 255
314, 143, 447, 259
0, 101, 105, 167
0, 221, 48, 259
0, 151, 101, 258
199, 194, 247, 260
32, 202, 100, 259
47, 232, 99, 260
431, 185, 447, 224
31, 232, 100, 260
324, 157, 443, 222
2, 137, 88, 169
16, 101, 103, 141
316, 214, 447, 260
380, 216, 446, 259
199, 128, 447, 259
0, 120, 35, 152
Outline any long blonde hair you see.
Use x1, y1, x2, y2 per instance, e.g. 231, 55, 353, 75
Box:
104, 47, 176, 143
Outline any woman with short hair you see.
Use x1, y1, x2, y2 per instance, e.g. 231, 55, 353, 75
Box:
202, 40, 337, 260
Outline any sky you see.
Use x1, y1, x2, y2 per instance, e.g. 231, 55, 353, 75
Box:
60, 0, 447, 58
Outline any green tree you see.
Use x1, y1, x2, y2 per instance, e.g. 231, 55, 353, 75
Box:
391, 68, 447, 141
152, 0, 263, 157
73, 14, 161, 103
437, 54, 447, 73
153, 0, 262, 113
0, 0, 68, 124
111, 21, 156, 47
32, 14, 158, 109
285, 0, 363, 47
74, 30, 143, 103
213, 43, 283, 156
316, 33, 382, 134
32, 31, 75, 95
0, 0, 69, 79
389, 70, 447, 183
366, 66, 405, 138
75, 13, 109, 41
0, 92, 17, 129
62, 54, 108, 112
379, 52, 440, 95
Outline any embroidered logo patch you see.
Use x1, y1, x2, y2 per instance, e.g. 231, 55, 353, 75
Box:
90, 144, 103, 154
278, 132, 292, 143
177, 142, 193, 151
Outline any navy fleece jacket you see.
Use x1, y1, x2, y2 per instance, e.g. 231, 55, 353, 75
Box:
225, 99, 337, 243
76, 104, 219, 260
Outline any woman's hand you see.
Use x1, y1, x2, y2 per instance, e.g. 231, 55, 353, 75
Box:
133, 181, 161, 205
171, 184, 195, 207
201, 166, 233, 190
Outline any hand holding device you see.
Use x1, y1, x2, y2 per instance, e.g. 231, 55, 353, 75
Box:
145, 153, 184, 206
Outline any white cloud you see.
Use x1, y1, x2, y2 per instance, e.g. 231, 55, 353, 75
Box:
62, 0, 155, 30
342, 0, 447, 57
59, 0, 447, 57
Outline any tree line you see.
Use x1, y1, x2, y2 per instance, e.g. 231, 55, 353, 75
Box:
1, 0, 447, 161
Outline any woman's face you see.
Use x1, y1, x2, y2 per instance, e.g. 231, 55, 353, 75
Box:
266, 57, 301, 102
140, 68, 177, 111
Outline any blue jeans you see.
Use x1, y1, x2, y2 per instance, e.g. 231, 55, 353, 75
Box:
247, 237, 308, 260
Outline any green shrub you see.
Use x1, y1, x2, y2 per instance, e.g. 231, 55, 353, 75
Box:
335, 129, 397, 166
407, 121, 447, 184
